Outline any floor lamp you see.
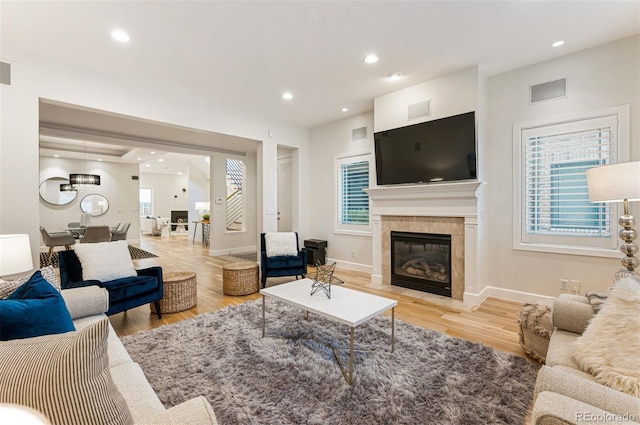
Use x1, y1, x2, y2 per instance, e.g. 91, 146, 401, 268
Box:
586, 161, 640, 272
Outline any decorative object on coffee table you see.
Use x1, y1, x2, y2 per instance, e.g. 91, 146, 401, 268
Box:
223, 262, 259, 296
150, 271, 197, 314
517, 302, 553, 363
310, 261, 336, 299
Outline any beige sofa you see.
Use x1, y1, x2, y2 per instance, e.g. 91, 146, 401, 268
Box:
61, 285, 218, 425
531, 293, 640, 424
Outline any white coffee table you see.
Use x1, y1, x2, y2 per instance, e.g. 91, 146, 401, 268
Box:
260, 278, 397, 385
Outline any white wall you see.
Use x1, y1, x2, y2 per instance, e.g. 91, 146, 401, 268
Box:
39, 157, 140, 245
309, 112, 375, 271
486, 35, 640, 298
0, 47, 310, 266
188, 164, 210, 241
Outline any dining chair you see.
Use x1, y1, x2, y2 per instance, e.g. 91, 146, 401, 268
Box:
40, 227, 75, 263
110, 222, 131, 241
79, 226, 112, 243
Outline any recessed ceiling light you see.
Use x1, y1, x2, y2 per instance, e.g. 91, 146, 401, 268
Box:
111, 30, 130, 43
97, 158, 103, 162
178, 172, 183, 175
158, 158, 164, 162
552, 40, 565, 47
282, 92, 293, 100
137, 157, 142, 161
386, 72, 402, 80
150, 151, 156, 154
341, 107, 349, 112
53, 154, 60, 158
145, 164, 151, 168
364, 54, 378, 64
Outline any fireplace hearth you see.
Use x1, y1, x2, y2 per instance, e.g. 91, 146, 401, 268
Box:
391, 231, 452, 297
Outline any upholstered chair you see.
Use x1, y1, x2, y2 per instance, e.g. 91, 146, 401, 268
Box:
39, 227, 75, 263
110, 223, 130, 241
260, 232, 307, 288
79, 226, 112, 243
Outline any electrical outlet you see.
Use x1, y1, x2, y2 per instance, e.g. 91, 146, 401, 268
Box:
560, 279, 569, 291
351, 250, 356, 258
571, 280, 581, 294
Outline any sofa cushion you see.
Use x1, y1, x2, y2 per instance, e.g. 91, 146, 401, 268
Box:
265, 232, 298, 257
0, 318, 133, 425
0, 265, 59, 298
572, 277, 640, 397
73, 315, 133, 368
266, 255, 304, 269
110, 362, 165, 424
74, 240, 137, 282
0, 271, 75, 341
546, 329, 581, 369
102, 275, 159, 302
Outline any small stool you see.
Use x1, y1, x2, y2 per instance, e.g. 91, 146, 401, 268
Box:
151, 271, 197, 314
517, 302, 553, 364
223, 262, 259, 296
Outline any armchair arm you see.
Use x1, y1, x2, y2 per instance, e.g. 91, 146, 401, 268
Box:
532, 391, 640, 425
139, 396, 218, 425
136, 266, 163, 279
298, 249, 308, 268
61, 286, 109, 319
63, 279, 103, 290
534, 366, 640, 418
552, 295, 595, 334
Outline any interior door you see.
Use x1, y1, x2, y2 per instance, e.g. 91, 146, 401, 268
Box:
277, 158, 292, 232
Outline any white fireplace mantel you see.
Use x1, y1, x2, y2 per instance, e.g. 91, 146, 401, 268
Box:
365, 180, 485, 304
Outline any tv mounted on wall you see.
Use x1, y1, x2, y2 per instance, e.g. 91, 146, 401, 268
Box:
374, 111, 477, 185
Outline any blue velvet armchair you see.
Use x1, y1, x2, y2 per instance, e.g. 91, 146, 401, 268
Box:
260, 232, 307, 288
58, 250, 164, 319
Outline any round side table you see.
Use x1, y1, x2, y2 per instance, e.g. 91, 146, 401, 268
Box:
151, 271, 197, 314
223, 262, 259, 296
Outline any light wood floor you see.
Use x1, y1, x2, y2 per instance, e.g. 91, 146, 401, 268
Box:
110, 234, 528, 360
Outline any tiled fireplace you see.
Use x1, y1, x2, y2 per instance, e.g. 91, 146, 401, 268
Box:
366, 181, 482, 303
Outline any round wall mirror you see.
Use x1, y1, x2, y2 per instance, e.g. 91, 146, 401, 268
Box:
39, 177, 78, 206
80, 194, 109, 217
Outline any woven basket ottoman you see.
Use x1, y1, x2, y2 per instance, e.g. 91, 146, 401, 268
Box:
223, 262, 259, 296
150, 271, 197, 314
517, 302, 553, 364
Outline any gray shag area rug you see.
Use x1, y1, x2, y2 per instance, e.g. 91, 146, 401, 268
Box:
121, 299, 538, 425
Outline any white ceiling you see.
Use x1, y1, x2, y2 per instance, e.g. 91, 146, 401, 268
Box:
3, 1, 639, 129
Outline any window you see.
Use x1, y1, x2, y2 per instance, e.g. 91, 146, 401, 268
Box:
139, 188, 152, 216
514, 106, 629, 256
335, 153, 370, 234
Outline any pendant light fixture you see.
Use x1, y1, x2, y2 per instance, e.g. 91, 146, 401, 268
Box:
69, 141, 100, 188
60, 183, 76, 192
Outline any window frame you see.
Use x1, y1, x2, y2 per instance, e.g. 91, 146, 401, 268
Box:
334, 151, 372, 236
139, 187, 152, 216
512, 105, 630, 257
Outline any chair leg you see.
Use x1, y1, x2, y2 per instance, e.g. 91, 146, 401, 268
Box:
153, 301, 162, 319
65, 245, 71, 250
48, 247, 55, 263
261, 276, 266, 288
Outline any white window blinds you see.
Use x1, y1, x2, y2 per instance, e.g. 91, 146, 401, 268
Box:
523, 115, 617, 238
338, 159, 370, 225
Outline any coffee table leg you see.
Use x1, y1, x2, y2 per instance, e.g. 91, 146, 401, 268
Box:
262, 296, 266, 338
391, 307, 395, 353
349, 327, 354, 385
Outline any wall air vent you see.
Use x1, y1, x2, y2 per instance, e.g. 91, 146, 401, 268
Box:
530, 78, 567, 103
352, 126, 367, 141
408, 100, 431, 120
0, 62, 10, 85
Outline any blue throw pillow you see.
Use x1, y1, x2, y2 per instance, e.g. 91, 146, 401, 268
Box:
0, 271, 75, 341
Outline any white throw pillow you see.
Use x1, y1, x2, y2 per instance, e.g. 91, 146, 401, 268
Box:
572, 277, 640, 397
73, 241, 137, 282
265, 232, 298, 257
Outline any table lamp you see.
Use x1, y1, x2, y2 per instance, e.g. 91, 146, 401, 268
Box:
586, 161, 640, 272
0, 234, 34, 277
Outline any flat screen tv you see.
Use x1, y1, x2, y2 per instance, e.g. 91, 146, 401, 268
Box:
374, 111, 476, 185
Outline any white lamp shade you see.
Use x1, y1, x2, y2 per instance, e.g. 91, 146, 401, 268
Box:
586, 161, 640, 203
0, 234, 34, 276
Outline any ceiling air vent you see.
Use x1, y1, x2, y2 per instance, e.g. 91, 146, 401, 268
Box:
352, 126, 367, 141
408, 100, 431, 120
0, 62, 10, 85
530, 78, 567, 103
